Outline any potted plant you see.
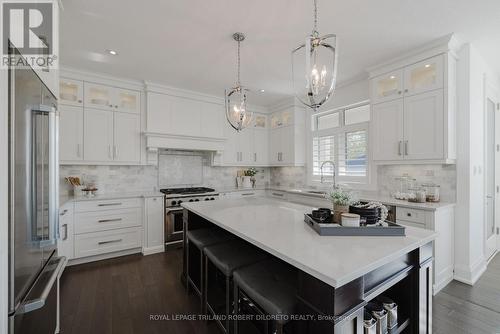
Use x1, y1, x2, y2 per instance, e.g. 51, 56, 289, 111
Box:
242, 168, 258, 188
326, 187, 354, 223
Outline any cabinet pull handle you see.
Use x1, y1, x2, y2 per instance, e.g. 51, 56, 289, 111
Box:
62, 224, 68, 241
407, 213, 412, 217
77, 99, 82, 104
404, 141, 408, 155
98, 239, 122, 245
59, 209, 68, 216
108, 145, 112, 159
77, 144, 81, 158
115, 105, 118, 108
272, 192, 284, 197
254, 153, 257, 162
398, 91, 402, 95
404, 89, 409, 93
98, 218, 122, 223
98, 202, 122, 207
113, 146, 118, 159
241, 193, 254, 196
109, 104, 113, 107
398, 141, 402, 156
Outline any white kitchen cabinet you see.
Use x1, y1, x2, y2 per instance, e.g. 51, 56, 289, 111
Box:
114, 88, 141, 114
83, 108, 114, 162
253, 128, 269, 165
59, 78, 84, 107
369, 48, 456, 164
58, 203, 74, 260
371, 99, 404, 161
269, 126, 299, 165
85, 82, 140, 114
84, 83, 114, 110
370, 69, 404, 104
113, 112, 141, 163
59, 105, 84, 162
403, 55, 444, 96
396, 205, 455, 295
144, 196, 164, 254
403, 89, 444, 160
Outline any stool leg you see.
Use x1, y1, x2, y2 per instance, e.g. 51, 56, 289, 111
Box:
185, 240, 190, 294
226, 275, 231, 333
276, 322, 284, 334
201, 251, 206, 314
233, 283, 239, 334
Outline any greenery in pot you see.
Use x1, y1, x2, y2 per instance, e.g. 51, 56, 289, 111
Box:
327, 187, 354, 207
244, 168, 258, 177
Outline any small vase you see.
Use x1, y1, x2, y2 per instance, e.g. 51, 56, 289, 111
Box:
333, 204, 349, 224
242, 176, 252, 189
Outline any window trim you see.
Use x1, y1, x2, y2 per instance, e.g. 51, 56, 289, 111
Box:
306, 101, 377, 190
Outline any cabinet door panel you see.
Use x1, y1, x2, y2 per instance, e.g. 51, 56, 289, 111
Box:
237, 128, 253, 164
404, 55, 444, 96
59, 106, 84, 162
200, 102, 224, 138
146, 92, 174, 134
170, 97, 200, 136
223, 120, 238, 164
371, 99, 404, 161
84, 83, 113, 110
84, 109, 114, 162
279, 126, 294, 164
114, 112, 141, 163
403, 90, 444, 160
146, 197, 164, 249
59, 78, 83, 107
253, 129, 268, 165
370, 69, 404, 104
114, 88, 140, 114
268, 129, 281, 164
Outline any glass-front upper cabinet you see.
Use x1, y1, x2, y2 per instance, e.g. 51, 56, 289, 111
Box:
253, 114, 267, 129
84, 83, 113, 110
370, 69, 404, 104
270, 110, 294, 128
59, 78, 83, 106
404, 55, 444, 96
115, 88, 140, 114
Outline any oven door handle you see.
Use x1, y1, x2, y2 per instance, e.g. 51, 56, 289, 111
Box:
166, 208, 184, 214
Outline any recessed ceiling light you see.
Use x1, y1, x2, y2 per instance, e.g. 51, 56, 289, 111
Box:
259, 89, 265, 93
424, 64, 431, 68
106, 49, 118, 56
389, 75, 396, 79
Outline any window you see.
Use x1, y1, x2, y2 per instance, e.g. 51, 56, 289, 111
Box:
309, 102, 370, 185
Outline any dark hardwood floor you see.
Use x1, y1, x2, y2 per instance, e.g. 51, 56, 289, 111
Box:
433, 253, 500, 334
59, 249, 219, 334
60, 249, 500, 334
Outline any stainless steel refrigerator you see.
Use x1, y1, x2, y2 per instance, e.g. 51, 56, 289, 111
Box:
8, 47, 66, 334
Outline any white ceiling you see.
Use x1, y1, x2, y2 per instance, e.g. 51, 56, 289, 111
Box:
60, 0, 500, 106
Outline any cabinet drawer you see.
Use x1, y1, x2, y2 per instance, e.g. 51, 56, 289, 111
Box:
74, 207, 142, 234
74, 227, 142, 258
266, 190, 288, 200
396, 207, 427, 225
397, 219, 427, 230
75, 198, 142, 212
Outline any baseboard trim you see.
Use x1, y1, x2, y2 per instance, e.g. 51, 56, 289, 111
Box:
66, 248, 143, 266
454, 257, 488, 285
433, 265, 454, 295
142, 245, 165, 256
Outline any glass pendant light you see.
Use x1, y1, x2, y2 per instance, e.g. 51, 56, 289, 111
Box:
225, 32, 253, 132
292, 0, 338, 111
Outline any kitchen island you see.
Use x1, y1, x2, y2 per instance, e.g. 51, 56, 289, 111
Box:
182, 197, 436, 333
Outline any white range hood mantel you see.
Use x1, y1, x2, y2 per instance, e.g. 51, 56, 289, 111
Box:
144, 132, 225, 152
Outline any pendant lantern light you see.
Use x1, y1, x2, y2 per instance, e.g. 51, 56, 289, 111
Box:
225, 32, 253, 132
292, 0, 338, 111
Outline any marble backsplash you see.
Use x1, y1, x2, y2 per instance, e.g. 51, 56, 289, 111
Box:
270, 164, 457, 202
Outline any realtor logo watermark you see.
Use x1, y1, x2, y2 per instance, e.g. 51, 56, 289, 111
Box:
1, 1, 58, 69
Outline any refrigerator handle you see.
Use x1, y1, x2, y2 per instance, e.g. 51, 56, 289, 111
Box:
17, 257, 65, 314
48, 106, 59, 243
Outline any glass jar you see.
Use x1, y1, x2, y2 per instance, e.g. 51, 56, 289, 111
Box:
408, 187, 426, 203
422, 183, 440, 202
394, 175, 416, 200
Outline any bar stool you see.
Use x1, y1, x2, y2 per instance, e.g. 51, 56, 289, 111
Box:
204, 240, 269, 333
233, 259, 297, 334
186, 227, 235, 312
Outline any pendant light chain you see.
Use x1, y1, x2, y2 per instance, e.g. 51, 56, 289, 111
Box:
237, 39, 241, 86
313, 0, 318, 34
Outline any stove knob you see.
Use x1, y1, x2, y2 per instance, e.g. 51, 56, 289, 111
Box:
195, 199, 200, 202
205, 198, 210, 201
178, 200, 183, 205
210, 197, 215, 200
189, 199, 194, 202
171, 200, 177, 206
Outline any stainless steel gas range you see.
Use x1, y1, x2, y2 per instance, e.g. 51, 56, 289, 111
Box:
160, 187, 218, 250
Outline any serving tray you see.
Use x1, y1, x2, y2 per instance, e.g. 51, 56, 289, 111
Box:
304, 214, 406, 236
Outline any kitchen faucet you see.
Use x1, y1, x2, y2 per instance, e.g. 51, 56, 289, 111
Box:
320, 160, 336, 189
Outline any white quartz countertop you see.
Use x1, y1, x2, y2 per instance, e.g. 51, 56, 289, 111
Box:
182, 197, 436, 288
60, 191, 163, 207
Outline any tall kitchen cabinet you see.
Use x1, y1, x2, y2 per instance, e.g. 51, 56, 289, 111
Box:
369, 47, 457, 164
268, 103, 306, 166
59, 77, 142, 164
